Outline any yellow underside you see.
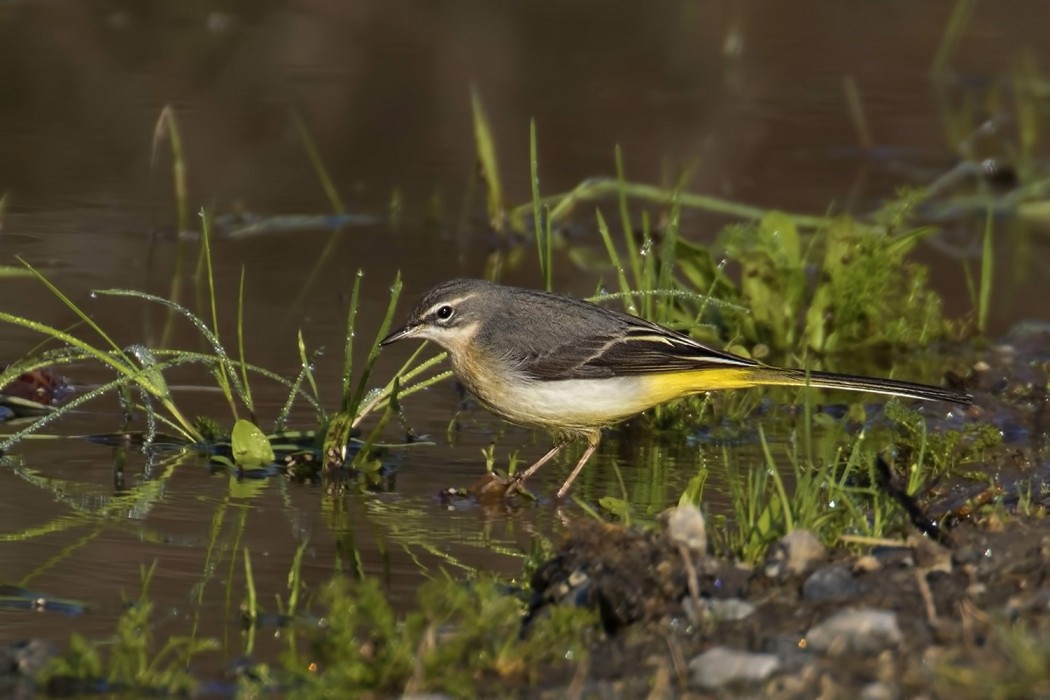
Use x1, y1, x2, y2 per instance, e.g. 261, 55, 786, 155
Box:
463, 357, 956, 437
473, 367, 769, 435
639, 367, 765, 402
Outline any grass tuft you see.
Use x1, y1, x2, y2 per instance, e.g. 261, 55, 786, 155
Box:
472, 87, 505, 234
40, 563, 219, 696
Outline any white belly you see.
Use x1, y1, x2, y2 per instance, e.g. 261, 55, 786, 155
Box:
476, 375, 656, 432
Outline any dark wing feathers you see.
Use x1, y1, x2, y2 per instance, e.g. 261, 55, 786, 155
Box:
502, 298, 758, 380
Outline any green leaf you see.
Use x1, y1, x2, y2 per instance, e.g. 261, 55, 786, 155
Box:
597, 496, 630, 518
231, 419, 275, 467
678, 472, 707, 507
758, 211, 801, 269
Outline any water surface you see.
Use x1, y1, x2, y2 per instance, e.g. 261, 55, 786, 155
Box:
0, 0, 1047, 676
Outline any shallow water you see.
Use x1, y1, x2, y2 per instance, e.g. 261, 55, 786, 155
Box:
1, 0, 1048, 679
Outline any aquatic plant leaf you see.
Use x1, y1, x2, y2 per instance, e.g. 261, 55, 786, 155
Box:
598, 496, 630, 518
759, 211, 802, 269
678, 472, 707, 507
804, 219, 945, 352
127, 346, 171, 402
735, 217, 801, 348
231, 419, 275, 467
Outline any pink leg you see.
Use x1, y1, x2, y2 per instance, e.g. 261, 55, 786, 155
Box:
554, 436, 601, 499
514, 441, 567, 483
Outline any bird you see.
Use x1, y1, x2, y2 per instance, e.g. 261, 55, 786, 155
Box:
380, 279, 973, 498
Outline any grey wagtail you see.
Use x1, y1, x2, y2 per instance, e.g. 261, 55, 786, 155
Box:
381, 278, 973, 498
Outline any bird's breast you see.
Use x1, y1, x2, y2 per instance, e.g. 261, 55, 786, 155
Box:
453, 349, 667, 432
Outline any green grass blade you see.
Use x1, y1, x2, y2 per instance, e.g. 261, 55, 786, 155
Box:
615, 146, 643, 289
286, 540, 307, 616
200, 211, 238, 419
143, 348, 325, 417
16, 258, 133, 366
297, 330, 323, 416
0, 371, 195, 451
595, 209, 635, 313
350, 346, 450, 429
930, 0, 975, 77
150, 106, 191, 347
511, 178, 872, 235
529, 119, 551, 290
276, 356, 318, 431
0, 266, 33, 279
152, 106, 189, 237
0, 312, 137, 392
656, 176, 685, 323
843, 76, 873, 151
471, 87, 504, 233
291, 110, 346, 216
94, 288, 250, 408
978, 206, 994, 335
282, 111, 350, 324
347, 273, 402, 415
641, 212, 655, 318
236, 265, 254, 415
341, 270, 364, 412
349, 378, 400, 473
243, 549, 258, 629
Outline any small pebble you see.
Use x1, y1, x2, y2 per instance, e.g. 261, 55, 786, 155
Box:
683, 597, 756, 625
802, 565, 863, 602
689, 646, 781, 690
853, 555, 882, 573
859, 681, 897, 700
907, 534, 952, 573
806, 608, 902, 656
764, 529, 826, 578
666, 504, 707, 555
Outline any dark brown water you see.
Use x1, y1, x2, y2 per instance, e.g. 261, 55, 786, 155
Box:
1, 0, 1048, 677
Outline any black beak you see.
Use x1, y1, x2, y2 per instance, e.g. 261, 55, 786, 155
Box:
380, 323, 416, 347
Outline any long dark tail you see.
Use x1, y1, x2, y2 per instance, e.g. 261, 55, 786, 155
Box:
748, 367, 972, 406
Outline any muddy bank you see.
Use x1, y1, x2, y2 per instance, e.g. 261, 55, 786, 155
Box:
526, 508, 1049, 698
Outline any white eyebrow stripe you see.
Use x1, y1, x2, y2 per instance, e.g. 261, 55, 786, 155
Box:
423, 293, 474, 318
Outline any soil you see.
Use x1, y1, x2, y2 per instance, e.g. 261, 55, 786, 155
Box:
525, 509, 1050, 698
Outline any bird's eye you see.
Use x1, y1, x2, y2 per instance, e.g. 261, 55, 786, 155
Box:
435, 304, 454, 321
